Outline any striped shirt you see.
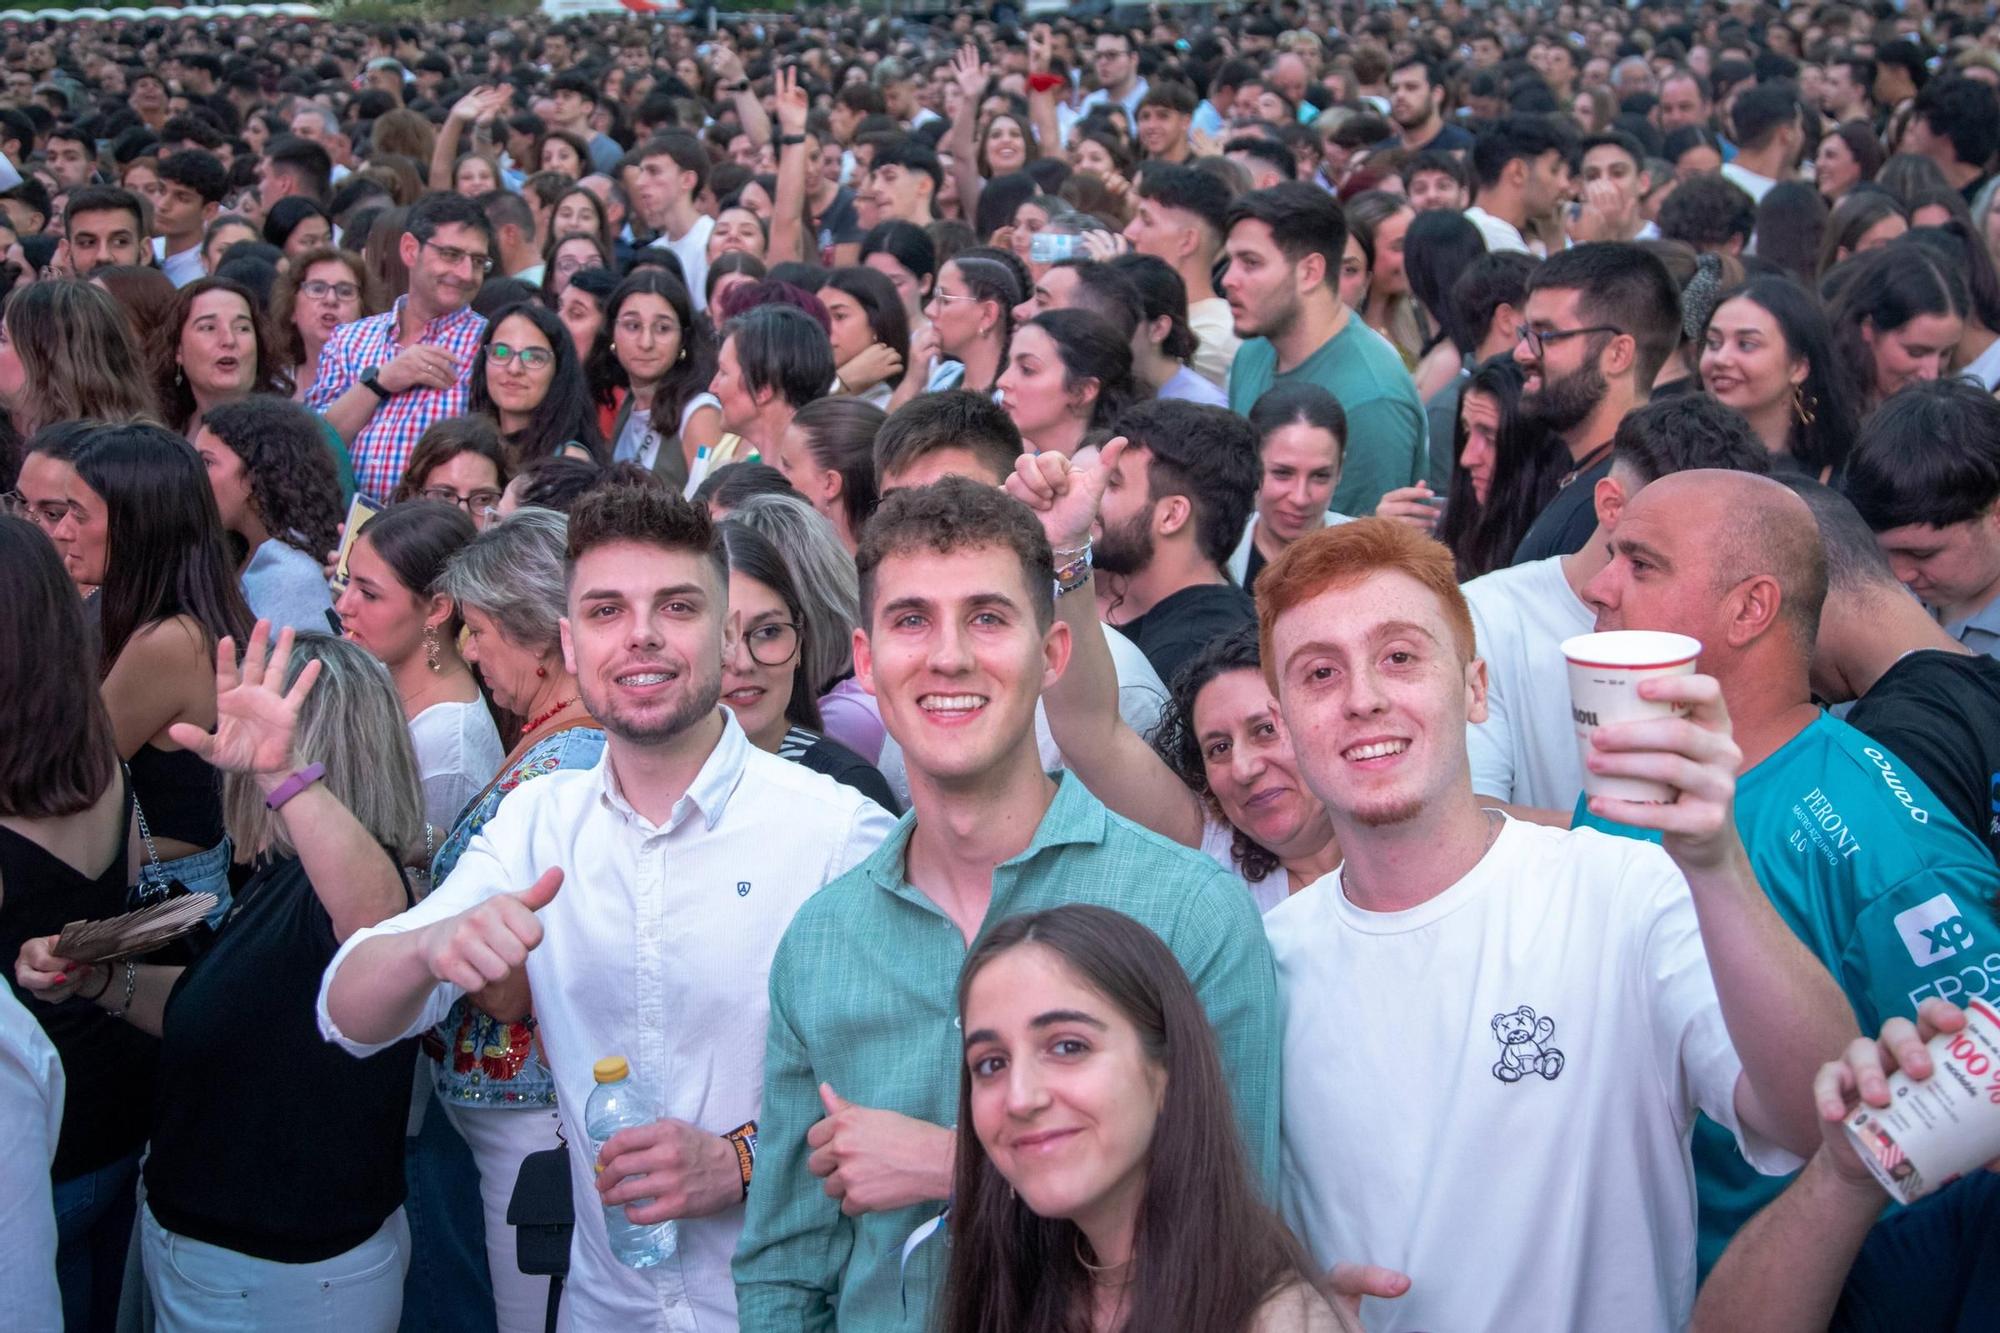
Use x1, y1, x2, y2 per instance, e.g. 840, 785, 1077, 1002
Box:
307, 297, 487, 500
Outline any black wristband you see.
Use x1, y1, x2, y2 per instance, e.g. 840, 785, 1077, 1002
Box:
80, 965, 113, 1003
777, 133, 807, 146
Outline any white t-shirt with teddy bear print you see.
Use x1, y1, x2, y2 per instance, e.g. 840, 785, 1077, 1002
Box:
1265, 815, 1801, 1333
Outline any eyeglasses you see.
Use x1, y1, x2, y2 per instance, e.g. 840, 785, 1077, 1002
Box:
422, 238, 494, 273
487, 342, 555, 371
1516, 323, 1624, 357
300, 279, 360, 302
728, 619, 801, 668
421, 486, 504, 514
2, 490, 65, 530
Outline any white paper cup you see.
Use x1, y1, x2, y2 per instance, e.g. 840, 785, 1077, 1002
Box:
1560, 631, 1702, 803
1844, 998, 2000, 1204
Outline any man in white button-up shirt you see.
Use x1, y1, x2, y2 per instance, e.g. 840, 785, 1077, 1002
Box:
319, 485, 896, 1331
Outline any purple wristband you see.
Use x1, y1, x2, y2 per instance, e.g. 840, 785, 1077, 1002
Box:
263, 762, 327, 811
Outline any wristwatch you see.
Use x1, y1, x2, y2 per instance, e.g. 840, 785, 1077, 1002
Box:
360, 364, 393, 401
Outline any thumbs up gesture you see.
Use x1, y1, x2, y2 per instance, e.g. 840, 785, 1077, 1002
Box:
1005, 434, 1130, 553
417, 867, 564, 993
803, 1082, 956, 1216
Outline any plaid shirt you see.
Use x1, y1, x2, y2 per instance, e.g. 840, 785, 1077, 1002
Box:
307, 297, 487, 500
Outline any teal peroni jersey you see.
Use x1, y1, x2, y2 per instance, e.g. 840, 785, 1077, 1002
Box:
1574, 711, 2000, 1272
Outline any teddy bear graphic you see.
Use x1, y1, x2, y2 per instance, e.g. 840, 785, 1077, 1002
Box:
1490, 1005, 1566, 1083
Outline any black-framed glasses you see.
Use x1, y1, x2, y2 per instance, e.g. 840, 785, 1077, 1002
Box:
2, 490, 65, 530
487, 342, 555, 371
422, 238, 494, 273
420, 486, 504, 514
1516, 323, 1624, 357
729, 619, 801, 668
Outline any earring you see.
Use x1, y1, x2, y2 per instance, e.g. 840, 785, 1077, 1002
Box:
174, 364, 184, 387
1793, 383, 1816, 426
423, 625, 442, 673
535, 664, 548, 678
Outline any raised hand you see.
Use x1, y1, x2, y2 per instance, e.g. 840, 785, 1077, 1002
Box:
1004, 434, 1128, 551
710, 45, 747, 88
952, 45, 989, 104
167, 621, 321, 782
1375, 483, 1441, 532
1027, 27, 1053, 77
774, 65, 808, 138
1584, 673, 1744, 871
416, 867, 564, 994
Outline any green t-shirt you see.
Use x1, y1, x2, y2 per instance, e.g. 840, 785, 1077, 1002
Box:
1575, 712, 2000, 1271
1226, 316, 1427, 517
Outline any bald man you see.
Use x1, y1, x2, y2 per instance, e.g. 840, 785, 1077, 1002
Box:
1577, 468, 2000, 1272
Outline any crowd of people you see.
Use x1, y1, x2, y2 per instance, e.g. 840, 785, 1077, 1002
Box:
3, 1, 2000, 1330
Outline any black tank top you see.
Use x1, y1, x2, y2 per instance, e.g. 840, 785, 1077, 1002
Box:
126, 742, 225, 851
0, 782, 160, 1180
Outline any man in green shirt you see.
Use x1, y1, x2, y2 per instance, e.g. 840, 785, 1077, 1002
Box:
731, 479, 1280, 1331
1223, 182, 1426, 517
1574, 469, 2000, 1270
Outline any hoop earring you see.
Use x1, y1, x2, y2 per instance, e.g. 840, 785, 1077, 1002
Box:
1793, 383, 1816, 426
423, 625, 442, 673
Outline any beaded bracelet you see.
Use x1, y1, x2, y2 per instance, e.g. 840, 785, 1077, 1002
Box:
1053, 542, 1092, 598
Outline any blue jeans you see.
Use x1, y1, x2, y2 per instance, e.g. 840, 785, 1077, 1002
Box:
54, 1150, 141, 1333
141, 1203, 408, 1333
399, 1090, 497, 1333
137, 836, 234, 925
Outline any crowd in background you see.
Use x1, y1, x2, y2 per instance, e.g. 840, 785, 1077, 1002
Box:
3, 1, 2000, 1330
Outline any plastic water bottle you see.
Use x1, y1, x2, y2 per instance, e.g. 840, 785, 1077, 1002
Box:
585, 1055, 677, 1269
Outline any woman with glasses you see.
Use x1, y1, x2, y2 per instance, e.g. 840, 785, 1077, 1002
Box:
274, 248, 373, 404
468, 301, 605, 469
196, 396, 343, 634
914, 247, 1022, 402
3, 421, 93, 591
333, 500, 499, 841
391, 416, 513, 529
718, 520, 896, 809
536, 230, 612, 303
587, 269, 721, 490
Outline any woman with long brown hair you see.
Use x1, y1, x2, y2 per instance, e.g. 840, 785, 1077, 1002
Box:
0, 279, 156, 437
147, 276, 292, 438
944, 904, 1346, 1333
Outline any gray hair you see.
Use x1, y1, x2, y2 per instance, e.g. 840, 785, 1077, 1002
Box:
224, 635, 424, 863
436, 506, 570, 658
728, 492, 859, 696
292, 102, 338, 136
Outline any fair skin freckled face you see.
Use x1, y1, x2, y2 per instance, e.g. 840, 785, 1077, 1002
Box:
1271, 572, 1487, 834
963, 943, 1163, 1275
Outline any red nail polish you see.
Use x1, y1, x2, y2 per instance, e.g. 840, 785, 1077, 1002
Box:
53, 973, 66, 984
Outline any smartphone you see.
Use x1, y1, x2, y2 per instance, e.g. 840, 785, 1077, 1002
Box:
329, 493, 384, 596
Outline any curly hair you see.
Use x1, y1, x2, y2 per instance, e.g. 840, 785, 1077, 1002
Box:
150, 276, 292, 434
199, 395, 343, 558
1150, 624, 1280, 883
270, 246, 376, 370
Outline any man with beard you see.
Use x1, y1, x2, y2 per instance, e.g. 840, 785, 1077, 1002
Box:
320, 484, 897, 1331
1387, 57, 1473, 154
1509, 243, 1682, 564
1090, 400, 1262, 682
1225, 183, 1426, 517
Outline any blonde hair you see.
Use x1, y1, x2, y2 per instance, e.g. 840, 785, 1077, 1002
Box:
223, 635, 424, 863
2, 280, 156, 434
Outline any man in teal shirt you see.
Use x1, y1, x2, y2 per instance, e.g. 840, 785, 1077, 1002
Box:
731, 478, 1280, 1331
1575, 469, 2000, 1270
1223, 182, 1426, 517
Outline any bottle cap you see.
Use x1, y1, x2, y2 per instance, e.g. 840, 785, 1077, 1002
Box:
593, 1055, 630, 1084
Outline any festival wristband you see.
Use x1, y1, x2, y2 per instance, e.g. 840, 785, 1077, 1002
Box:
264, 763, 327, 811
723, 1120, 758, 1198
1053, 543, 1092, 598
